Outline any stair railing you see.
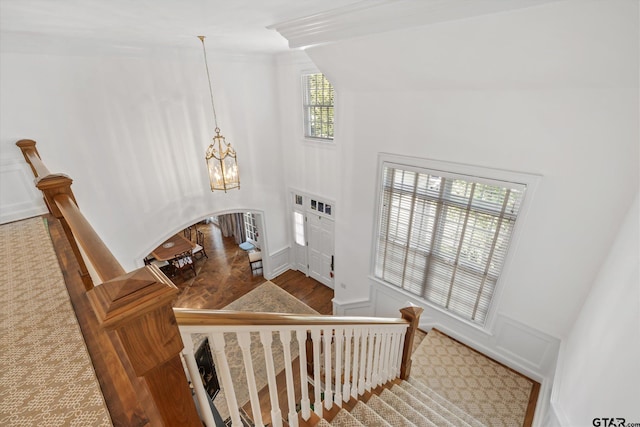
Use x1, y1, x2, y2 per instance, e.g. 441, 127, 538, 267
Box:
16, 139, 203, 426
16, 139, 424, 427
175, 306, 423, 427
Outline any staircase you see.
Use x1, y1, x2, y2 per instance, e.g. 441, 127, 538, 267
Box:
314, 378, 484, 427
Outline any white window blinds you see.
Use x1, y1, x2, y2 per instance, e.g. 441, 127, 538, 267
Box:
375, 164, 526, 325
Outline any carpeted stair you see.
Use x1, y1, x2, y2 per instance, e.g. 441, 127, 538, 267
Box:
313, 377, 485, 427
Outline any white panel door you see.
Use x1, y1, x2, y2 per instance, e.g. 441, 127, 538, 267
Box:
307, 214, 334, 288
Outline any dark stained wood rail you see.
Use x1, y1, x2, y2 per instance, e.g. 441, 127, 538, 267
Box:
16, 139, 51, 177
174, 308, 410, 326
16, 139, 202, 427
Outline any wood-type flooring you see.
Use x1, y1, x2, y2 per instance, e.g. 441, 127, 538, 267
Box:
170, 221, 334, 314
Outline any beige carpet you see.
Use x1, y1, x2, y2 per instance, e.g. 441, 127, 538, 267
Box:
0, 217, 112, 426
202, 281, 318, 420
409, 328, 534, 427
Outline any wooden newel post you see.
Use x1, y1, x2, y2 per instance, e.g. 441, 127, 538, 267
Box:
399, 305, 424, 380
16, 139, 94, 291
88, 265, 202, 427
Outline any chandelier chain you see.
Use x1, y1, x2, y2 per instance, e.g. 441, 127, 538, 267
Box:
199, 36, 219, 130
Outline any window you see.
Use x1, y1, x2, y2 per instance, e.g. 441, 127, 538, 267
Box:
244, 213, 258, 244
374, 161, 527, 325
302, 73, 334, 140
294, 211, 305, 246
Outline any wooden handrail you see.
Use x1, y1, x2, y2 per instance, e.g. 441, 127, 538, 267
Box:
174, 308, 410, 327
55, 193, 125, 282
16, 139, 51, 178
16, 139, 202, 427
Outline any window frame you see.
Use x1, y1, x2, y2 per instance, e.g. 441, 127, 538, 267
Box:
371, 153, 540, 330
301, 71, 335, 143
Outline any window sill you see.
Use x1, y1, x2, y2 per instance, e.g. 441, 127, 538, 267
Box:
368, 275, 495, 337
302, 137, 336, 147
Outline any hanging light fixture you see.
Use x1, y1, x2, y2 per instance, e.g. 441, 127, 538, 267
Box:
199, 35, 240, 192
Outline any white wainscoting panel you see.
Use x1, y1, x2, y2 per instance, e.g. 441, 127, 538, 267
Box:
332, 298, 371, 316
267, 246, 290, 280
0, 157, 47, 224
370, 279, 561, 381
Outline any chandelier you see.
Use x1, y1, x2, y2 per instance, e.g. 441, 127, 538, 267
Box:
199, 36, 240, 192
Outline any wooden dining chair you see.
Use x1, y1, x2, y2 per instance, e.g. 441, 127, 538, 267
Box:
193, 230, 208, 260
183, 226, 192, 241
172, 250, 196, 277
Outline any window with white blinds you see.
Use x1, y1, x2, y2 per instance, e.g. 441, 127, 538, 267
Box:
374, 163, 526, 325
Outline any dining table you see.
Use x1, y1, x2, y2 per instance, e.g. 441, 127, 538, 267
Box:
151, 234, 197, 262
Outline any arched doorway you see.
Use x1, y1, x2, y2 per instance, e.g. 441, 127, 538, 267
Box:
144, 211, 268, 308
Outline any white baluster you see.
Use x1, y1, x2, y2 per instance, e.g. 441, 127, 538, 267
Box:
311, 328, 323, 417
397, 329, 407, 377
295, 328, 311, 421
360, 328, 370, 394
323, 328, 333, 410
209, 332, 243, 427
236, 331, 264, 427
393, 330, 402, 379
372, 328, 383, 387
380, 330, 390, 383
388, 331, 398, 382
259, 331, 283, 427
279, 329, 298, 427
342, 328, 352, 402
365, 329, 375, 392
350, 328, 361, 399
181, 334, 216, 427
333, 328, 343, 407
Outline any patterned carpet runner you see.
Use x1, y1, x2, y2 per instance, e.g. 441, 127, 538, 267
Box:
0, 217, 112, 426
409, 328, 534, 427
314, 328, 535, 426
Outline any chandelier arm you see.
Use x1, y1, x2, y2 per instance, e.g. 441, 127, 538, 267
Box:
198, 36, 219, 129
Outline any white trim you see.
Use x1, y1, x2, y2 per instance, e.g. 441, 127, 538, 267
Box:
269, 0, 560, 49
0, 157, 48, 224
371, 152, 542, 332
332, 297, 371, 316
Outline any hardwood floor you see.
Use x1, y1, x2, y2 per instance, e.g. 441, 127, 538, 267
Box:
169, 221, 334, 314
47, 215, 333, 426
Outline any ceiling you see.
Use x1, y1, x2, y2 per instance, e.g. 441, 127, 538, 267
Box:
0, 0, 361, 55
0, 0, 568, 56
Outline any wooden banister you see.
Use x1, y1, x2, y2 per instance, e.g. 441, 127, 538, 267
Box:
16, 139, 51, 178
399, 305, 424, 380
17, 139, 94, 289
16, 139, 202, 427
55, 193, 125, 282
174, 308, 410, 327
88, 265, 201, 426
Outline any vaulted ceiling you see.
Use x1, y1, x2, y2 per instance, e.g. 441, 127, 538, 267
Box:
1, 0, 562, 55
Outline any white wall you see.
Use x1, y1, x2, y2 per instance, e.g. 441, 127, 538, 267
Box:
275, 51, 340, 202
0, 51, 289, 271
302, 0, 638, 345
552, 194, 639, 426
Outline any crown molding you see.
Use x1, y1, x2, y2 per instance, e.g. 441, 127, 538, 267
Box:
268, 0, 562, 49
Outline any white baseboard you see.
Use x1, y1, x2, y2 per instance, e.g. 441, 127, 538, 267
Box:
0, 157, 48, 224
